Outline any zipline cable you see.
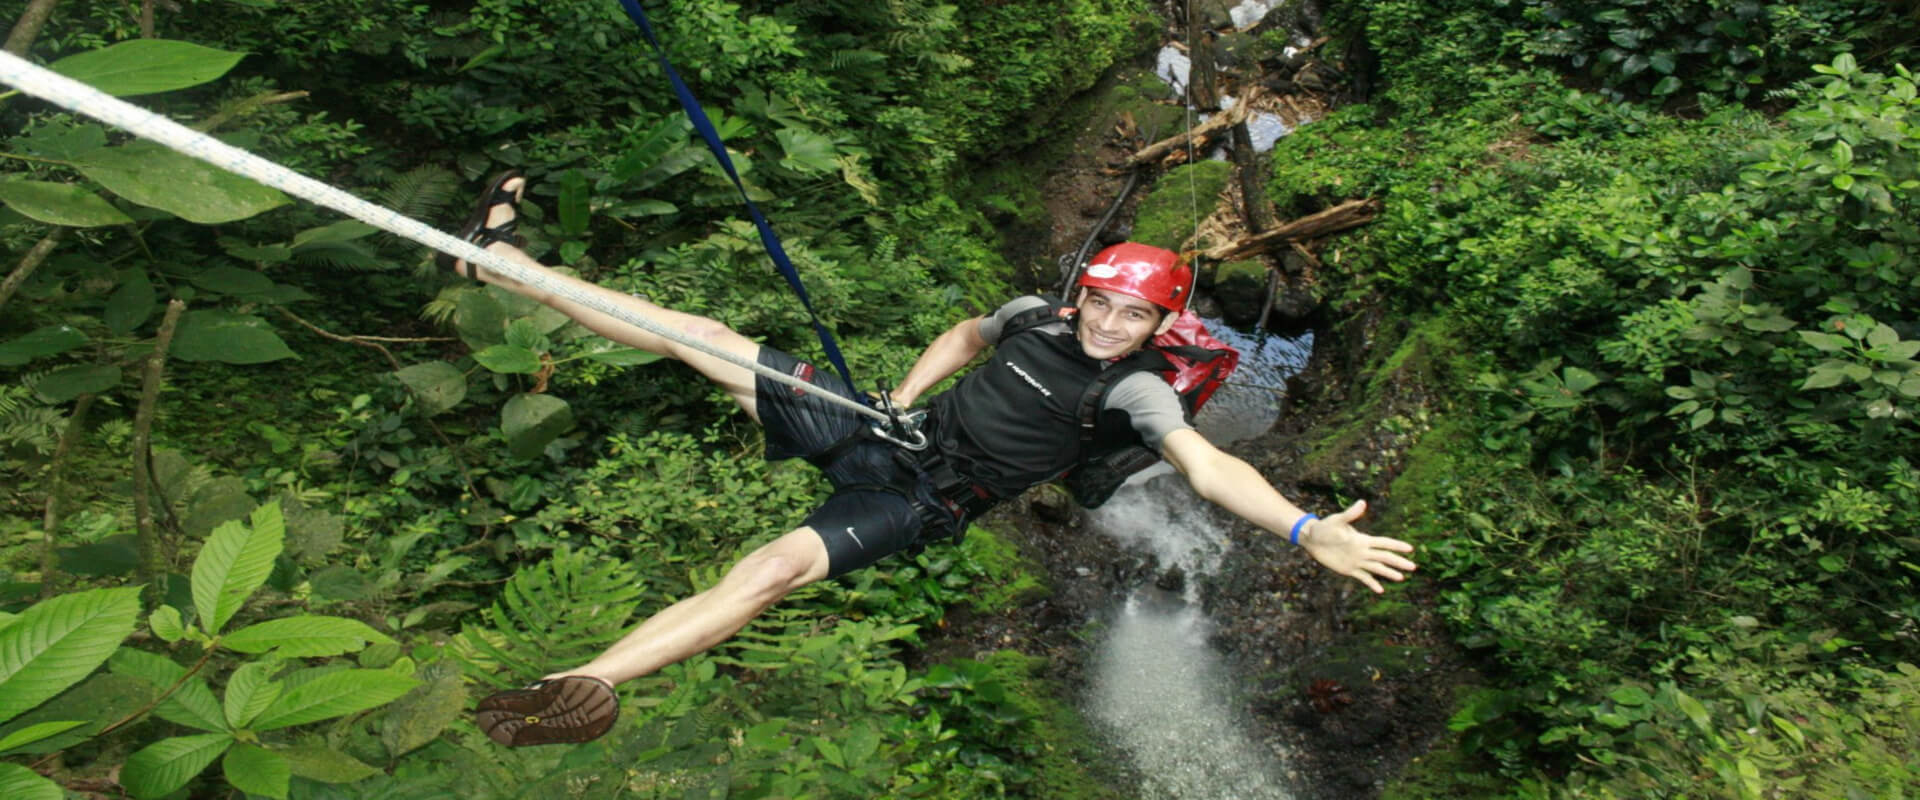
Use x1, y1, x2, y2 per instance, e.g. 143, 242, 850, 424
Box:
0, 49, 894, 425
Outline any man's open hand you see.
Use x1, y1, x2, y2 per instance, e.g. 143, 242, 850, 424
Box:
1299, 500, 1418, 593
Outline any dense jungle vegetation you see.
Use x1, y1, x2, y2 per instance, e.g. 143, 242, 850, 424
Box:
1, 0, 1917, 798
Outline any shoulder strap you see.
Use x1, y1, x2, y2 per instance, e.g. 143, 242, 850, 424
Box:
1075, 349, 1176, 447
996, 296, 1071, 342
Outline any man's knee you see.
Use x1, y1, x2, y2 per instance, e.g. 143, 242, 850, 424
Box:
728, 544, 824, 606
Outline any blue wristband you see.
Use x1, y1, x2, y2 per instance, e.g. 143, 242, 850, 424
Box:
1290, 514, 1319, 545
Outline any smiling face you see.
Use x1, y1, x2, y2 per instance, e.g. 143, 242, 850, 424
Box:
1074, 287, 1175, 360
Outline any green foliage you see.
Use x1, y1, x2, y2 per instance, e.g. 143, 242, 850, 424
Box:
0, 503, 420, 800
1291, 23, 1920, 793
451, 545, 645, 687
1499, 0, 1903, 101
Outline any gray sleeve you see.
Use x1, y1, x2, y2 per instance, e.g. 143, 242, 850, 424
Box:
976, 296, 1051, 345
1102, 372, 1193, 451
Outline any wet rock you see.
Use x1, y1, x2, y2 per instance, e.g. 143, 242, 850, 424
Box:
1190, 0, 1238, 31
1030, 483, 1076, 523
1155, 565, 1186, 593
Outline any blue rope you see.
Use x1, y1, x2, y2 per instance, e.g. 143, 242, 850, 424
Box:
616, 0, 862, 400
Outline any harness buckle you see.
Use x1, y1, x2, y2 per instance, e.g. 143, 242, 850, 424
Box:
869, 383, 929, 451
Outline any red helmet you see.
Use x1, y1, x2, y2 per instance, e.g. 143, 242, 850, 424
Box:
1076, 243, 1193, 313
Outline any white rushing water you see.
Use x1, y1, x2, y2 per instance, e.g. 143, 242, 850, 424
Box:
1083, 326, 1311, 800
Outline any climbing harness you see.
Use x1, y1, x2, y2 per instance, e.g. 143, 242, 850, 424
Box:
0, 50, 902, 428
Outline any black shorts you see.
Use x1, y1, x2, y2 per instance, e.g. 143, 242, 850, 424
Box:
755, 347, 958, 578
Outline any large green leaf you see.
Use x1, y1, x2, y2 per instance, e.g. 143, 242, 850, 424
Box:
171, 310, 296, 365
0, 673, 156, 754
222, 661, 282, 730
0, 587, 141, 725
473, 344, 542, 374
50, 39, 245, 97
121, 732, 233, 800
280, 745, 380, 784
75, 142, 288, 224
776, 127, 842, 174
0, 180, 133, 227
34, 364, 121, 403
394, 361, 466, 416
105, 269, 156, 336
191, 502, 285, 636
223, 743, 290, 800
502, 393, 574, 459
379, 662, 467, 758
222, 616, 393, 658
109, 649, 227, 733
186, 265, 275, 297
0, 325, 88, 367
454, 289, 509, 349
0, 719, 86, 754
250, 669, 419, 730
0, 762, 61, 800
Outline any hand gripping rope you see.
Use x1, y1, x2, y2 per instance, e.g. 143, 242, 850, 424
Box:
0, 49, 928, 446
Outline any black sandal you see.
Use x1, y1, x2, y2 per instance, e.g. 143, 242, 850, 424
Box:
474, 674, 618, 747
438, 170, 526, 281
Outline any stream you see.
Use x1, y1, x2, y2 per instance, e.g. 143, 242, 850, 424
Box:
1084, 325, 1313, 800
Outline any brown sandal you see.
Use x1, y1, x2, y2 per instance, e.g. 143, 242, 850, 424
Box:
474, 675, 618, 747
438, 170, 526, 281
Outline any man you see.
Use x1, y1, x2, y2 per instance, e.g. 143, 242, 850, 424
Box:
452, 173, 1418, 746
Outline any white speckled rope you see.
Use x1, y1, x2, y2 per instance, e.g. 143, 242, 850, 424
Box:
0, 49, 890, 424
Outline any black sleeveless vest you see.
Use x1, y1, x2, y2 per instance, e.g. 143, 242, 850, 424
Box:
926, 317, 1163, 498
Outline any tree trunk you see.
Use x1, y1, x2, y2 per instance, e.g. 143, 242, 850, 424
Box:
1188, 19, 1218, 110
39, 394, 95, 599
141, 0, 155, 38
1201, 198, 1381, 262
1230, 120, 1275, 234
133, 300, 186, 606
4, 0, 61, 55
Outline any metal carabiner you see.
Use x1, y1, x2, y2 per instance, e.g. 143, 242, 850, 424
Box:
869, 420, 929, 451
869, 384, 929, 451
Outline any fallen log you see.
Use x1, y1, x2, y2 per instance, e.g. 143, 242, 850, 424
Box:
1200, 198, 1380, 262
1125, 89, 1261, 168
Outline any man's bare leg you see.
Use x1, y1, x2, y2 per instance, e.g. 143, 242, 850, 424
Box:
544, 527, 832, 685
450, 176, 765, 419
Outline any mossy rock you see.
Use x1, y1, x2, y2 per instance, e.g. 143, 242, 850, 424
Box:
1210, 258, 1272, 322
957, 526, 1050, 612
1131, 160, 1232, 249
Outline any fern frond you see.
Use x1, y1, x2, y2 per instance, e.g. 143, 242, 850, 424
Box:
452, 546, 647, 687
0, 405, 64, 455
292, 239, 391, 271
380, 165, 462, 221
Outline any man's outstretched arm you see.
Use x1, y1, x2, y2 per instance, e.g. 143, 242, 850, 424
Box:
891, 316, 989, 408
1160, 429, 1417, 593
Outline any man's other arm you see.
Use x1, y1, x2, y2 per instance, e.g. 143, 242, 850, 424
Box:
892, 316, 989, 408
1160, 429, 1418, 593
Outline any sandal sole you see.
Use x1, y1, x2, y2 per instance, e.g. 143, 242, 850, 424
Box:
474, 675, 618, 747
